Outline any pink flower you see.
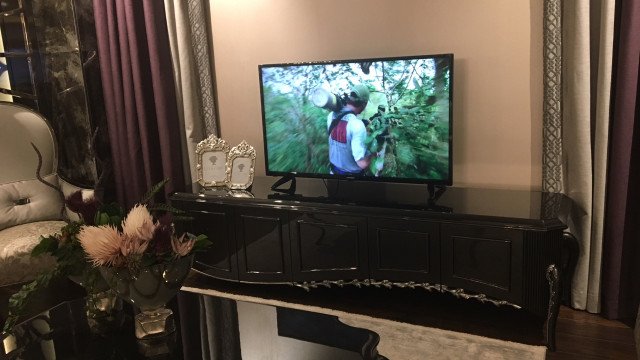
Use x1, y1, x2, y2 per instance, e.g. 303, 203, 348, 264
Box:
77, 225, 124, 267
171, 234, 195, 257
122, 204, 157, 242
120, 234, 150, 257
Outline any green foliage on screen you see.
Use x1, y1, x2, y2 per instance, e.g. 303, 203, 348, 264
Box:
261, 57, 451, 180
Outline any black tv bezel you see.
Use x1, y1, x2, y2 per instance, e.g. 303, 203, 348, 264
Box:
258, 53, 454, 186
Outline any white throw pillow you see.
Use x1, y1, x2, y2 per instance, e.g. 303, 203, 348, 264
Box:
0, 174, 64, 231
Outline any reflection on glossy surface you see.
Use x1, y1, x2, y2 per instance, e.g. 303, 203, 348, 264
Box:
297, 220, 359, 271
193, 176, 570, 224
241, 214, 285, 274
228, 189, 255, 198
191, 211, 233, 272
2, 296, 178, 359
4, 294, 384, 360
237, 301, 382, 360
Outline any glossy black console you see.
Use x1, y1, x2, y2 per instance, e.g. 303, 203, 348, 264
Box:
170, 176, 575, 350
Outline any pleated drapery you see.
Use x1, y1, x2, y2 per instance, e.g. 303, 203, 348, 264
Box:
601, 0, 640, 320
93, 0, 185, 207
164, 0, 219, 187
165, 0, 202, 186
178, 292, 242, 360
559, 0, 615, 312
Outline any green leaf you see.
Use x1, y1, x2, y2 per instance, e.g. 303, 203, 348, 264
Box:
140, 178, 170, 204
109, 215, 122, 226
100, 202, 124, 216
3, 268, 61, 333
396, 144, 416, 165
195, 234, 209, 242
172, 215, 195, 222
31, 236, 59, 256
192, 234, 212, 252
95, 212, 110, 226
147, 204, 186, 215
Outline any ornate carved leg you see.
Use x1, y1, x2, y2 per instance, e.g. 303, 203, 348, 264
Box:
545, 264, 560, 351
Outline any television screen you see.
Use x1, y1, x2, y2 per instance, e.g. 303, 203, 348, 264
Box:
259, 53, 453, 185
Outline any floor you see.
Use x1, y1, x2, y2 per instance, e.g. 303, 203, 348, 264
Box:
549, 306, 636, 359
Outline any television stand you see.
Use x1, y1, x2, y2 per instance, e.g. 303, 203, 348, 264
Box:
427, 184, 446, 202
271, 174, 297, 195
172, 176, 578, 351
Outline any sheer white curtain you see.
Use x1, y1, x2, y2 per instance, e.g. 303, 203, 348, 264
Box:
164, 0, 218, 185
561, 0, 615, 312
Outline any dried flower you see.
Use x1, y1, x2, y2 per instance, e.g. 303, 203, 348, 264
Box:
120, 234, 150, 257
171, 234, 195, 258
65, 191, 84, 213
65, 190, 100, 225
78, 225, 124, 267
122, 204, 157, 242
5, 179, 211, 336
152, 223, 173, 255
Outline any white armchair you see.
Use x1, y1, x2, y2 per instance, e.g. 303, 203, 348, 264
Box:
0, 102, 93, 286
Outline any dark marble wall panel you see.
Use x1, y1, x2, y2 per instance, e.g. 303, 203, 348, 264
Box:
28, 0, 106, 187
73, 0, 110, 193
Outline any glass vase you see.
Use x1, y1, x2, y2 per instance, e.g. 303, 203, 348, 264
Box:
68, 267, 122, 321
100, 255, 193, 339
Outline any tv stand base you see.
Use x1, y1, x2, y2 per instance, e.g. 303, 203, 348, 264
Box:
427, 184, 446, 202
271, 174, 297, 195
171, 180, 575, 352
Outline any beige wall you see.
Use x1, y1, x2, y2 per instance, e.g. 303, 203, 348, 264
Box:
209, 0, 543, 190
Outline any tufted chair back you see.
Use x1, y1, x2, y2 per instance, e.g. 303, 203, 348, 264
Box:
0, 102, 67, 232
0, 102, 95, 286
0, 102, 57, 183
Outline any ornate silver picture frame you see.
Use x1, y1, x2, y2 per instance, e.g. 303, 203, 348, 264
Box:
226, 140, 256, 190
228, 189, 255, 198
196, 135, 230, 188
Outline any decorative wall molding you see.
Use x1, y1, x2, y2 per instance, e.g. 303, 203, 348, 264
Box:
542, 0, 563, 193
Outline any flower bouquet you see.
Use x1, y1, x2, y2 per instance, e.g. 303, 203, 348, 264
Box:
79, 202, 209, 339
3, 180, 209, 338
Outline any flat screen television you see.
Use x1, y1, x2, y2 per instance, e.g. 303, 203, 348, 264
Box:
259, 53, 453, 186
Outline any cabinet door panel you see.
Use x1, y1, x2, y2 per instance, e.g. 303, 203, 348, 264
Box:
441, 224, 523, 303
369, 218, 439, 283
236, 208, 291, 283
187, 209, 238, 280
290, 212, 367, 282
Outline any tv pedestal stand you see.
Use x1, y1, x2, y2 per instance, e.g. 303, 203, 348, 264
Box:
271, 174, 297, 195
427, 184, 446, 202
171, 177, 578, 351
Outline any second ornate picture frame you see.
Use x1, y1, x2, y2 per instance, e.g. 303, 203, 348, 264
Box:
196, 135, 230, 188
226, 140, 256, 190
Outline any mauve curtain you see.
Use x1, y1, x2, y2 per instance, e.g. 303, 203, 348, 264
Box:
601, 0, 640, 320
93, 0, 185, 208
